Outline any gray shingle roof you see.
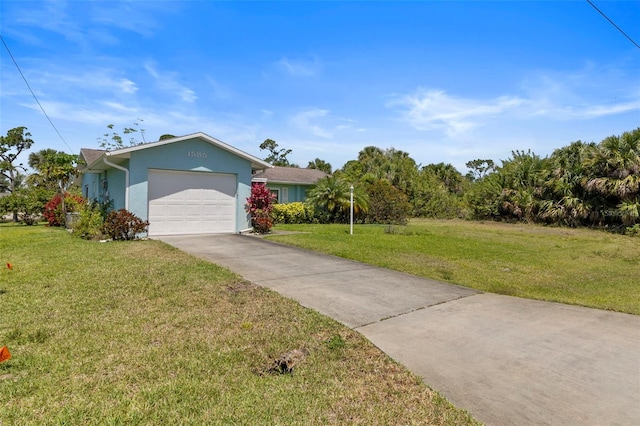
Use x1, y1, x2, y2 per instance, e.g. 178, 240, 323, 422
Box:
253, 167, 328, 185
80, 148, 106, 166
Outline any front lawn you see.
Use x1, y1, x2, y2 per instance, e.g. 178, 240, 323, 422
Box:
0, 224, 477, 425
267, 220, 640, 315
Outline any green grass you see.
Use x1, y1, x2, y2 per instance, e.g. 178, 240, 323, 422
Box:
266, 219, 640, 315
0, 224, 477, 425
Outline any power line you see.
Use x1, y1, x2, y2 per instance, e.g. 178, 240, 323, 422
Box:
0, 35, 74, 152
586, 0, 640, 50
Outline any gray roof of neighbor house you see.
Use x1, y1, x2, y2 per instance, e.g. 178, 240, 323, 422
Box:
252, 166, 328, 185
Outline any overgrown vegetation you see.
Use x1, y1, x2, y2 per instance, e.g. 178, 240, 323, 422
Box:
0, 225, 477, 424
267, 220, 640, 315
298, 127, 639, 233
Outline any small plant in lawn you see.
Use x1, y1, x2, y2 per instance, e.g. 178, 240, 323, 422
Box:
101, 209, 149, 240
246, 183, 276, 233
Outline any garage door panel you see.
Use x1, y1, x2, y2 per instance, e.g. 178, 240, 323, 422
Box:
148, 170, 237, 236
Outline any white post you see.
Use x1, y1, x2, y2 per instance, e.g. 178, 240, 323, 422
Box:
350, 185, 354, 235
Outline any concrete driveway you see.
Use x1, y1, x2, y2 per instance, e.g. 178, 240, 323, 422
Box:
156, 234, 640, 426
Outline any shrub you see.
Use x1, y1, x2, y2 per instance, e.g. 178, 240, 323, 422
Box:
72, 202, 105, 240
43, 193, 85, 226
626, 224, 640, 237
251, 209, 273, 234
102, 209, 149, 240
0, 187, 51, 225
272, 202, 313, 224
365, 180, 411, 225
246, 183, 276, 233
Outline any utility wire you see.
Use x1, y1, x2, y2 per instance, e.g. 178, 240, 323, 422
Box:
1, 34, 74, 152
586, 0, 640, 50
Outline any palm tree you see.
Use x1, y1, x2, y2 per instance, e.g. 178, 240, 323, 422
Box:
306, 176, 368, 223
584, 128, 640, 226
307, 158, 332, 174
539, 141, 595, 226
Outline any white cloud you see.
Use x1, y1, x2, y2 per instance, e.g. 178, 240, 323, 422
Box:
144, 63, 197, 103
390, 89, 524, 137
277, 56, 320, 77
291, 108, 332, 138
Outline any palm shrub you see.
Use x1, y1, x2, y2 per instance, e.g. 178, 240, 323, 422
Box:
306, 176, 368, 223
246, 183, 276, 233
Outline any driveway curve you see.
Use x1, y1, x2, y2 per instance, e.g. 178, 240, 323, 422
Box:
157, 234, 640, 426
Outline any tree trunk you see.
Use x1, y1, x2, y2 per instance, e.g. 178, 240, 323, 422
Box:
9, 169, 18, 222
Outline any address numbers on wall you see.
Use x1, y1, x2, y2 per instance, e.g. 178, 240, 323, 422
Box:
187, 151, 208, 158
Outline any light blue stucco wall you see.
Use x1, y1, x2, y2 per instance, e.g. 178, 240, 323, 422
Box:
124, 137, 253, 232
81, 172, 101, 201
106, 163, 127, 211
266, 183, 311, 203
81, 165, 127, 211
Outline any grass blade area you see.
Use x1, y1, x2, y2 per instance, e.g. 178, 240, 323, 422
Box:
267, 220, 640, 315
0, 224, 477, 425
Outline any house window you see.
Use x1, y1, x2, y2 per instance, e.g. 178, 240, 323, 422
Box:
281, 187, 289, 203
270, 188, 280, 203
83, 185, 89, 199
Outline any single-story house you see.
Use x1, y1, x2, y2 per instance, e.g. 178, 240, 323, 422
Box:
80, 133, 272, 236
251, 166, 328, 203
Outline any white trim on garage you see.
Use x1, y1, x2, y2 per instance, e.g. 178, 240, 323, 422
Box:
147, 169, 237, 236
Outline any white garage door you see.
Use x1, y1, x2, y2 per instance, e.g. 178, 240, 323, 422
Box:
148, 169, 236, 236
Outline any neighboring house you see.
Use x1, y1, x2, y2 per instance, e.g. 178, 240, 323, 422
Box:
251, 166, 328, 203
79, 133, 272, 236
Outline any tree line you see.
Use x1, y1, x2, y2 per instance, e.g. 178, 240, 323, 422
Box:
289, 128, 640, 233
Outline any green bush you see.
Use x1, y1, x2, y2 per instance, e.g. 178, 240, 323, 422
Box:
72, 202, 105, 240
364, 180, 411, 225
101, 209, 149, 240
272, 202, 314, 224
626, 224, 640, 237
0, 187, 52, 225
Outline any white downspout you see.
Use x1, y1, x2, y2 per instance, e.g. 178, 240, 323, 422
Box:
103, 155, 130, 210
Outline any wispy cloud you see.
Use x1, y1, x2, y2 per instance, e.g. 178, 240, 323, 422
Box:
389, 89, 524, 137
277, 56, 321, 77
292, 108, 332, 138
144, 63, 197, 103
390, 67, 640, 138
520, 65, 640, 120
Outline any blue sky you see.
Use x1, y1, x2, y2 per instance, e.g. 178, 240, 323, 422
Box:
1, 1, 639, 172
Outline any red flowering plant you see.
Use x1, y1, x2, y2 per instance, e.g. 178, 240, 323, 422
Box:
43, 193, 85, 226
246, 182, 276, 233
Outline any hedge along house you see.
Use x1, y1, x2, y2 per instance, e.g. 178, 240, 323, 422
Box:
79, 133, 272, 236
251, 166, 328, 203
